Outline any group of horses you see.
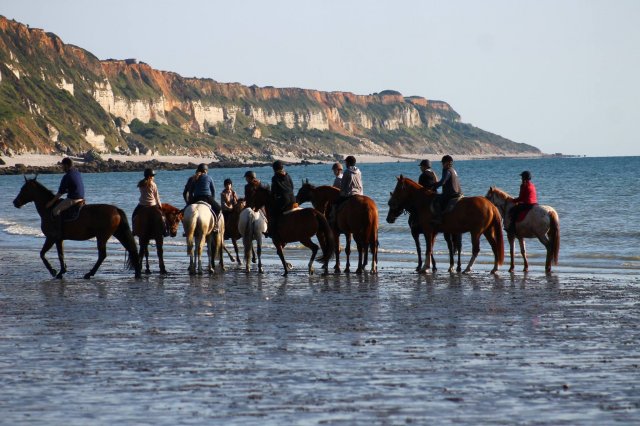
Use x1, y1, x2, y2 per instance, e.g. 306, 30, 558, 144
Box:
12, 173, 559, 280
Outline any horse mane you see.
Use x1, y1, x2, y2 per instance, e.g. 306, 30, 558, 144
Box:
490, 187, 512, 199
400, 176, 436, 196
29, 178, 55, 198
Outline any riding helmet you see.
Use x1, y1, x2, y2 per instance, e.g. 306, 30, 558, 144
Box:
197, 163, 208, 173
419, 159, 431, 168
272, 160, 284, 171
244, 170, 256, 179
144, 168, 156, 178
520, 170, 532, 180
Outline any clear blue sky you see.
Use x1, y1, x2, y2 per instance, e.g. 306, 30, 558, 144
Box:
2, 0, 639, 156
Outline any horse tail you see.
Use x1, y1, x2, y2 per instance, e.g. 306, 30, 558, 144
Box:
549, 210, 560, 265
113, 208, 141, 275
491, 205, 505, 266
315, 211, 335, 264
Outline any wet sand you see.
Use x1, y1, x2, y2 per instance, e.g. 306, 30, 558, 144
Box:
0, 246, 639, 424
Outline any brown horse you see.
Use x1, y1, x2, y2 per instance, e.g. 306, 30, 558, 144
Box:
133, 203, 183, 274
222, 198, 250, 265
13, 176, 141, 279
387, 176, 504, 274
248, 182, 335, 275
295, 181, 379, 274
485, 186, 560, 273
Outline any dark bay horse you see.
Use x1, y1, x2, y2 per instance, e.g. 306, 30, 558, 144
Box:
486, 187, 560, 273
296, 181, 379, 273
387, 176, 504, 274
133, 203, 183, 274
222, 199, 247, 265
13, 177, 141, 279
248, 182, 334, 275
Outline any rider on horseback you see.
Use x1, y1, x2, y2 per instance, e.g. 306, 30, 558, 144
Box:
331, 162, 343, 188
221, 178, 239, 229
432, 155, 462, 224
410, 159, 439, 232
45, 157, 85, 240
330, 155, 363, 227
186, 163, 221, 215
132, 168, 168, 237
506, 170, 538, 234
266, 160, 295, 239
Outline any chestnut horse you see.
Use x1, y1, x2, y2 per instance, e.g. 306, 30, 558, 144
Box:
133, 203, 183, 274
387, 176, 504, 274
221, 198, 254, 265
485, 187, 560, 273
247, 182, 334, 275
295, 181, 379, 274
13, 177, 141, 279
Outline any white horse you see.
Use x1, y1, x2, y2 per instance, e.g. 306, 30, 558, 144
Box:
182, 202, 225, 275
238, 207, 267, 273
486, 187, 560, 273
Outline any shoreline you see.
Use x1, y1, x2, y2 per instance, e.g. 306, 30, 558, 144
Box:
0, 152, 550, 175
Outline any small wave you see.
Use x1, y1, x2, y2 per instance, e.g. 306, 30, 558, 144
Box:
0, 218, 43, 237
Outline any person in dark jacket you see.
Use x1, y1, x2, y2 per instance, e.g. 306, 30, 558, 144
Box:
45, 157, 85, 239
185, 163, 221, 215
418, 159, 438, 190
507, 170, 538, 234
266, 160, 295, 238
331, 162, 343, 188
432, 155, 462, 224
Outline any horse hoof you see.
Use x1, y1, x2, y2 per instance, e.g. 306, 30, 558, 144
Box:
83, 273, 92, 279
145, 269, 151, 275
259, 268, 264, 274
135, 273, 142, 279
55, 273, 63, 280
160, 270, 168, 275
309, 267, 314, 275
355, 268, 363, 274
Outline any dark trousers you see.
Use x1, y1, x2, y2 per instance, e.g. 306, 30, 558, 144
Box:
190, 195, 221, 215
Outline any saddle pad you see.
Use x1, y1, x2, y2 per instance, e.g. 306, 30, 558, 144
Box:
283, 206, 303, 215
62, 203, 84, 222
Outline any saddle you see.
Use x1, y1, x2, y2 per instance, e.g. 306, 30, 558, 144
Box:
430, 194, 463, 216
282, 203, 301, 215
61, 201, 85, 222
515, 204, 535, 223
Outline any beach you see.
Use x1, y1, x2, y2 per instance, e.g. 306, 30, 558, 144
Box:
0, 243, 639, 424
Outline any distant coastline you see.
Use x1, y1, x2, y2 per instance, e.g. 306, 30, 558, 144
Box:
0, 152, 554, 175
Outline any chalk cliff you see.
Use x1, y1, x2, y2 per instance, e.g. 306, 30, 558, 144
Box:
0, 16, 540, 159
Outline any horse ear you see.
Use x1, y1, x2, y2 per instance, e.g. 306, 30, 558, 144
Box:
390, 191, 393, 196
305, 178, 309, 184
34, 173, 39, 181
24, 175, 27, 182
396, 175, 400, 181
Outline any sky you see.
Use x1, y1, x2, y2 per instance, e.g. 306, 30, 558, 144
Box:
2, 0, 639, 156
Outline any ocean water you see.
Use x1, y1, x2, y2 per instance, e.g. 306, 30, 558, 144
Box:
1, 156, 638, 274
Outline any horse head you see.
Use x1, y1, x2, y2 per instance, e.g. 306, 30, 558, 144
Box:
386, 175, 408, 223
163, 204, 183, 238
295, 181, 315, 205
13, 177, 46, 208
248, 184, 270, 210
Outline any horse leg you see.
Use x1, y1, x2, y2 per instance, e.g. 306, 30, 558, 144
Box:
40, 238, 58, 277
344, 234, 352, 274
256, 235, 264, 274
334, 231, 341, 273
536, 233, 552, 273
206, 235, 215, 274
370, 240, 378, 274
232, 238, 241, 264
85, 239, 107, 279
462, 233, 481, 274
300, 238, 319, 275
420, 233, 436, 274
519, 238, 528, 272
156, 238, 167, 275
507, 233, 516, 272
275, 244, 290, 276
455, 234, 462, 273
411, 226, 422, 272
139, 238, 150, 274
186, 233, 196, 275
55, 240, 67, 279
223, 243, 235, 263
355, 241, 364, 274
444, 233, 454, 273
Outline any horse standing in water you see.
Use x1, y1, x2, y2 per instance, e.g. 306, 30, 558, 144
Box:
133, 203, 183, 274
237, 205, 268, 273
387, 176, 504, 274
247, 182, 334, 275
181, 202, 225, 275
12, 177, 141, 279
485, 187, 560, 273
295, 181, 379, 274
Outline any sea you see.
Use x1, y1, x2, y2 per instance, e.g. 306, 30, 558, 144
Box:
1, 156, 638, 274
1, 156, 639, 424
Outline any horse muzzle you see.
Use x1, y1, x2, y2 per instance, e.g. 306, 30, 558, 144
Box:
385, 212, 397, 224
12, 198, 24, 208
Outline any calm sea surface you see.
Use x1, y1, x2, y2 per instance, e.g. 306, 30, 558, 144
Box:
1, 156, 639, 273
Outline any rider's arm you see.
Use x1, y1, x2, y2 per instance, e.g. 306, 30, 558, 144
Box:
434, 169, 450, 189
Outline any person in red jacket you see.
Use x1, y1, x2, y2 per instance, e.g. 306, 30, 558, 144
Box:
507, 170, 538, 234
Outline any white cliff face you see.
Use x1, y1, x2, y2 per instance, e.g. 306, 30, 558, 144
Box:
56, 77, 74, 96
47, 124, 59, 142
382, 106, 422, 130
302, 110, 329, 130
92, 80, 167, 124
246, 107, 328, 130
84, 128, 107, 152
192, 101, 225, 131
357, 112, 373, 129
